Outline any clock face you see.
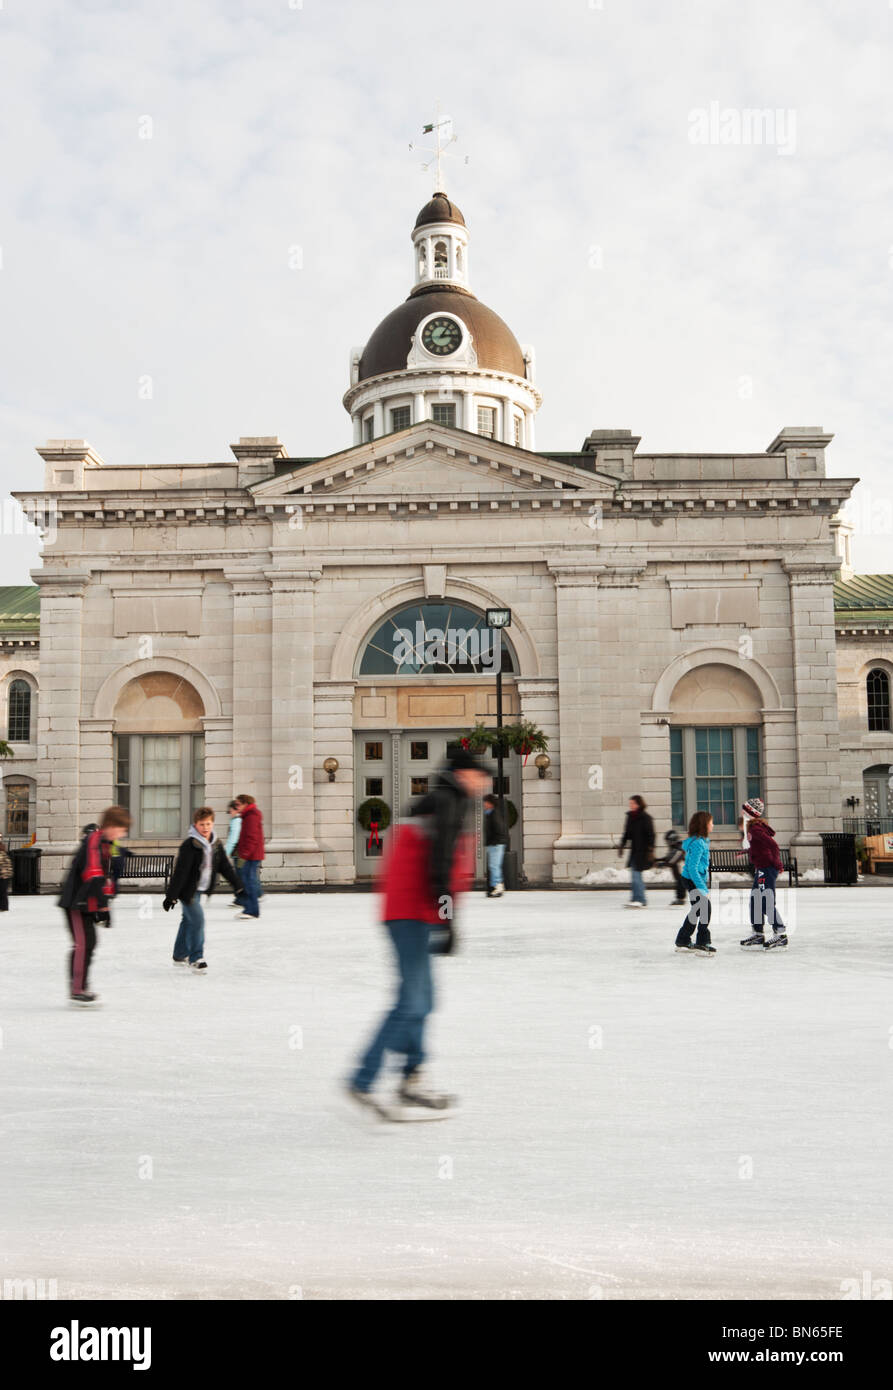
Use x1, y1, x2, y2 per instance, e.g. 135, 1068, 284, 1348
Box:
421, 316, 462, 356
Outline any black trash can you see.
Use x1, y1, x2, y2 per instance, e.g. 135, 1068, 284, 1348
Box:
820, 833, 857, 886
503, 849, 519, 891
11, 847, 42, 895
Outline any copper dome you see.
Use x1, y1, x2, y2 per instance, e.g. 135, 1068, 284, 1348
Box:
357, 286, 526, 382
414, 192, 466, 228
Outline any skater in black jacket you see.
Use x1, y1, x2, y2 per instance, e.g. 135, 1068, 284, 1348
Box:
656, 830, 687, 904
163, 807, 242, 971
58, 806, 132, 1006
483, 793, 509, 897
618, 795, 655, 907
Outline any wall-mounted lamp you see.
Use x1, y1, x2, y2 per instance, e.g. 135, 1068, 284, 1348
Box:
535, 752, 551, 780
845, 795, 860, 810
323, 757, 339, 782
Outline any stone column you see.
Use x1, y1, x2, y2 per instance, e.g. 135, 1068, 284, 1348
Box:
760, 708, 799, 846
549, 561, 607, 881
783, 560, 844, 863
313, 681, 356, 883
516, 677, 560, 883
201, 716, 234, 816
32, 570, 89, 880
228, 572, 273, 818
266, 570, 322, 880
78, 718, 115, 816
413, 391, 426, 425
639, 713, 672, 832
373, 399, 385, 438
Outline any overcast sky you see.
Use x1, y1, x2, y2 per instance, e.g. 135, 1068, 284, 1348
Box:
2, 0, 892, 583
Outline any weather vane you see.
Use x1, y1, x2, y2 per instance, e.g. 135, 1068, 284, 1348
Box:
409, 105, 468, 192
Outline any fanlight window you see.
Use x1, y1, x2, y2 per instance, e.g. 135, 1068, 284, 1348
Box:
359, 603, 517, 677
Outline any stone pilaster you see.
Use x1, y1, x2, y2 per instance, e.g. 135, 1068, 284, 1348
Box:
78, 718, 115, 815
227, 573, 273, 821
515, 677, 560, 884
313, 681, 356, 882
265, 570, 323, 878
201, 716, 234, 817
783, 560, 844, 861
32, 571, 90, 868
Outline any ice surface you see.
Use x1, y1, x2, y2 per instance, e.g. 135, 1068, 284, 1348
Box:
1, 885, 891, 1300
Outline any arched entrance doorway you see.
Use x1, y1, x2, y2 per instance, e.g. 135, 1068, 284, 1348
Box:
353, 600, 522, 878
862, 764, 893, 832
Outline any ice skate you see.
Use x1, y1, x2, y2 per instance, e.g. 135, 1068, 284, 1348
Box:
70, 992, 100, 1007
394, 1069, 456, 1118
763, 932, 788, 950
345, 1084, 391, 1121
489, 883, 505, 898
740, 933, 765, 949
691, 943, 717, 956
173, 957, 189, 966
190, 959, 208, 972
674, 943, 695, 954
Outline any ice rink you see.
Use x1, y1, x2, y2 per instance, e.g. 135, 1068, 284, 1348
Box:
1, 883, 891, 1300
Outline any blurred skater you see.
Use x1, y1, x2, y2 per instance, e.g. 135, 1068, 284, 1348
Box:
675, 811, 715, 956
656, 829, 687, 905
618, 795, 655, 907
483, 792, 508, 897
0, 835, 12, 912
163, 806, 242, 972
224, 800, 242, 907
739, 798, 788, 951
347, 749, 486, 1121
58, 807, 132, 1006
233, 794, 264, 920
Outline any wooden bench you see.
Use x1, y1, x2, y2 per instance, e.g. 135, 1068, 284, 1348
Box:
863, 833, 893, 875
112, 852, 174, 892
708, 848, 799, 888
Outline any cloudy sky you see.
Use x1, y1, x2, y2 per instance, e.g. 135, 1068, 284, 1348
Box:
1, 0, 892, 582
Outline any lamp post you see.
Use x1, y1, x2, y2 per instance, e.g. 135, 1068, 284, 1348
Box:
486, 608, 512, 821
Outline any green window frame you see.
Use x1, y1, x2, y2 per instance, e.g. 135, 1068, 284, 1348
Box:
670, 726, 762, 830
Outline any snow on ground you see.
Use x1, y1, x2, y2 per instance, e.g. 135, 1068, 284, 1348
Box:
1, 885, 891, 1300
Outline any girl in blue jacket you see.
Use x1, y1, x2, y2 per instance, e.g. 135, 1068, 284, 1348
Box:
675, 811, 715, 956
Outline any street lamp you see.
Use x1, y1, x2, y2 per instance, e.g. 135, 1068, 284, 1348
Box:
485, 609, 512, 822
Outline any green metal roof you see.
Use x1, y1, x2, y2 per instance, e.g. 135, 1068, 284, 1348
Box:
834, 574, 893, 627
0, 585, 40, 635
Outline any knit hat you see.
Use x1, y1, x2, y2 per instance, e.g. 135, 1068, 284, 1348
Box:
447, 748, 483, 772
742, 797, 764, 818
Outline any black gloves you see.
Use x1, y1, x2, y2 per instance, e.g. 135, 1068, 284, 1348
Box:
162, 897, 176, 912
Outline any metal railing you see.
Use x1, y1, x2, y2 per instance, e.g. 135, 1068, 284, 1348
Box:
842, 817, 893, 836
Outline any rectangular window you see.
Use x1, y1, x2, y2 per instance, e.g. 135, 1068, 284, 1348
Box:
671, 726, 761, 829
432, 403, 455, 427
363, 417, 374, 442
390, 405, 411, 432
477, 405, 497, 439
365, 777, 383, 797
410, 741, 428, 760
411, 777, 429, 796
7, 683, 31, 742
669, 727, 685, 828
364, 742, 383, 761
513, 415, 522, 447
4, 783, 30, 837
112, 734, 203, 838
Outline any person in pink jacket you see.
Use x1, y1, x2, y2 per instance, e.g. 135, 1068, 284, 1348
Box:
739, 797, 788, 951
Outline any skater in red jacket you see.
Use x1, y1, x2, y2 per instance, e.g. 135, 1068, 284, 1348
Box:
233, 794, 264, 920
58, 806, 132, 1005
739, 797, 788, 951
348, 750, 487, 1122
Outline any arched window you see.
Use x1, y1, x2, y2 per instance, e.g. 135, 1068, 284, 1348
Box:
7, 679, 32, 742
358, 603, 517, 677
418, 242, 427, 276
455, 245, 464, 273
668, 664, 763, 829
867, 669, 891, 732
111, 673, 205, 838
434, 240, 448, 278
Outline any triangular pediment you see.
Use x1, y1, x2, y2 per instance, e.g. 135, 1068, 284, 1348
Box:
249, 423, 614, 502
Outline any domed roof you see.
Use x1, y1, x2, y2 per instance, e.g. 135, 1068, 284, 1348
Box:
358, 286, 526, 382
414, 192, 465, 228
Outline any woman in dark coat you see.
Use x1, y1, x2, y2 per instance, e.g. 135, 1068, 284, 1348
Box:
618, 795, 656, 907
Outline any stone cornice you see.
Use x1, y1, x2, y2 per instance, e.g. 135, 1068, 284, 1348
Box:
782, 559, 842, 584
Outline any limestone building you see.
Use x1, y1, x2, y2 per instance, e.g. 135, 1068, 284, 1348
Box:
5, 192, 888, 886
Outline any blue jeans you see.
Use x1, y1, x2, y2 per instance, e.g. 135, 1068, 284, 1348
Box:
750, 866, 785, 931
173, 893, 205, 963
630, 867, 646, 903
353, 921, 433, 1092
238, 859, 261, 917
486, 843, 506, 887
